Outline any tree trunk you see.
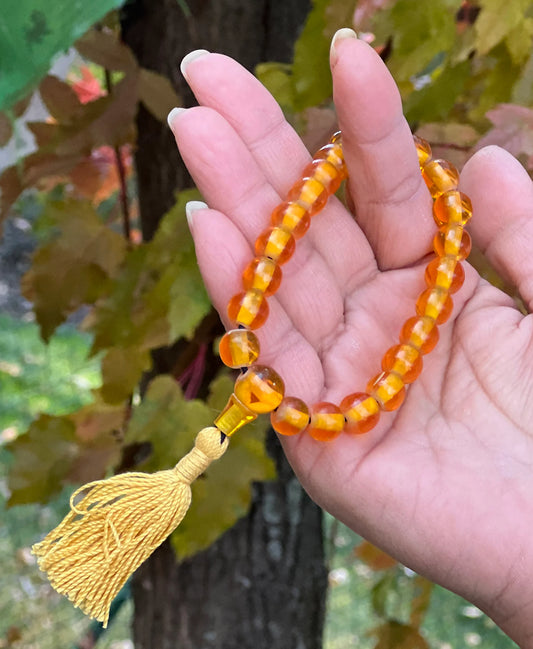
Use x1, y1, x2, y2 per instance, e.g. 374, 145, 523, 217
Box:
121, 1, 328, 648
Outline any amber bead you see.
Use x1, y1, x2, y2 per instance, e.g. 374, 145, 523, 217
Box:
227, 290, 269, 329
400, 316, 439, 355
382, 344, 423, 384
242, 257, 282, 296
288, 177, 328, 216
270, 201, 310, 239
340, 392, 380, 435
271, 397, 310, 436
422, 159, 460, 197
367, 372, 406, 411
330, 131, 342, 143
425, 256, 465, 294
302, 159, 343, 194
413, 135, 432, 168
433, 190, 473, 227
307, 402, 344, 441
416, 287, 453, 324
314, 143, 347, 179
214, 393, 257, 436
255, 226, 296, 265
234, 365, 285, 414
433, 226, 472, 261
219, 329, 260, 369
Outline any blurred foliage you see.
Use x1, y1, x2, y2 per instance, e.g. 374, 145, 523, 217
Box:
1, 1, 532, 647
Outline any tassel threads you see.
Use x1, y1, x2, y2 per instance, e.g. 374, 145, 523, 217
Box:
32, 427, 228, 627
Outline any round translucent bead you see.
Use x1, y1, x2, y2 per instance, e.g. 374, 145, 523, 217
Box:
307, 402, 344, 441
219, 329, 260, 369
242, 257, 282, 296
330, 131, 342, 143
271, 397, 310, 436
255, 226, 296, 265
234, 365, 285, 414
382, 344, 423, 384
287, 177, 328, 216
302, 159, 343, 194
270, 201, 310, 239
413, 134, 432, 168
227, 290, 269, 329
416, 287, 453, 324
367, 372, 406, 411
433, 190, 473, 227
422, 159, 460, 197
425, 256, 465, 294
400, 316, 439, 355
314, 143, 347, 179
433, 226, 472, 261
340, 392, 380, 435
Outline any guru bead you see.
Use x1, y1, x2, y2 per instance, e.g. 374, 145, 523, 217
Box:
307, 402, 344, 441
340, 392, 380, 435
242, 257, 282, 296
422, 159, 460, 197
234, 365, 285, 414
219, 329, 260, 369
227, 290, 269, 329
271, 397, 310, 436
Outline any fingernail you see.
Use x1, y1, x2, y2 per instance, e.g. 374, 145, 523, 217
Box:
185, 200, 208, 233
330, 28, 357, 65
180, 49, 210, 81
167, 107, 186, 132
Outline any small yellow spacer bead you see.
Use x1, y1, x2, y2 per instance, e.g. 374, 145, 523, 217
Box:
214, 393, 257, 437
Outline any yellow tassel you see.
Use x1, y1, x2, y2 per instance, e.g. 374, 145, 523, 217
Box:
32, 427, 228, 628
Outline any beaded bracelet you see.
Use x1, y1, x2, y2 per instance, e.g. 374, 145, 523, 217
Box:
32, 132, 472, 627
214, 132, 471, 440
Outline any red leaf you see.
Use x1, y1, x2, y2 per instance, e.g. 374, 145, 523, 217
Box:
69, 66, 106, 104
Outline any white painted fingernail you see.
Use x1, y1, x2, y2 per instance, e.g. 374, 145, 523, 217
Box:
180, 49, 210, 81
167, 107, 186, 131
330, 28, 357, 65
185, 200, 208, 233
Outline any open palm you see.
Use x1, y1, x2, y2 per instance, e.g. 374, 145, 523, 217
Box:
170, 34, 533, 644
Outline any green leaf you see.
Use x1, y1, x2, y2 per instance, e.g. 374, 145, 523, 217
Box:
505, 18, 533, 64
21, 199, 127, 341
371, 572, 397, 618
0, 0, 124, 111
125, 374, 275, 558
255, 63, 295, 113
409, 576, 434, 629
474, 0, 531, 55
7, 414, 77, 505
512, 48, 533, 104
100, 347, 152, 404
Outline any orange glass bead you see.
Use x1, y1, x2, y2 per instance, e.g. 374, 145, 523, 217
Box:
382, 344, 423, 384
227, 290, 269, 329
416, 287, 453, 324
234, 365, 285, 414
307, 402, 344, 441
433, 226, 472, 261
422, 159, 460, 197
330, 131, 342, 143
400, 316, 439, 355
255, 226, 296, 265
242, 257, 282, 296
315, 143, 347, 178
270, 201, 310, 239
287, 177, 328, 216
425, 256, 465, 294
271, 397, 310, 436
214, 393, 257, 436
340, 392, 380, 435
433, 190, 473, 227
219, 329, 260, 369
413, 134, 432, 168
367, 372, 405, 412
302, 159, 343, 194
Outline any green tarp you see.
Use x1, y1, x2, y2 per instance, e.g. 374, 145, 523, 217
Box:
0, 0, 124, 111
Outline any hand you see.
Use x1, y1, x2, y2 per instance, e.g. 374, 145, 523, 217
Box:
169, 31, 533, 646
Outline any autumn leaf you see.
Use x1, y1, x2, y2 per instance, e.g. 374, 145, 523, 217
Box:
371, 621, 429, 649
476, 103, 533, 161
39, 75, 83, 122
355, 540, 397, 571
75, 29, 138, 73
0, 112, 13, 147
138, 68, 181, 121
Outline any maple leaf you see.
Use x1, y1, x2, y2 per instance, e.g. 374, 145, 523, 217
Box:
69, 65, 106, 104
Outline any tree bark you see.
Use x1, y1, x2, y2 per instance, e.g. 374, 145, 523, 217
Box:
122, 1, 328, 648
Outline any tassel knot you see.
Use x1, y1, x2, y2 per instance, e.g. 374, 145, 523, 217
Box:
32, 427, 228, 627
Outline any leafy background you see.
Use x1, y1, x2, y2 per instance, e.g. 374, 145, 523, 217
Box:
1, 0, 530, 646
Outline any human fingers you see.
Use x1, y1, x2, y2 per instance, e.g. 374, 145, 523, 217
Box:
461, 145, 533, 311
331, 31, 434, 270
176, 50, 375, 293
